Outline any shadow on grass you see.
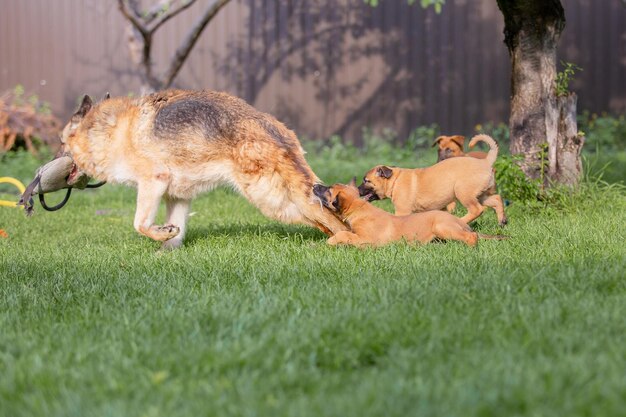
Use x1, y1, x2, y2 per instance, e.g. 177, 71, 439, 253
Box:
185, 222, 327, 246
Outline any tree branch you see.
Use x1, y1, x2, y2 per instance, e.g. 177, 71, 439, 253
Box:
162, 0, 232, 87
119, 0, 162, 89
143, 0, 178, 22
146, 0, 198, 33
117, 0, 149, 37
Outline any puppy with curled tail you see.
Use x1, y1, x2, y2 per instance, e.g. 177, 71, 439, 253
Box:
358, 134, 507, 226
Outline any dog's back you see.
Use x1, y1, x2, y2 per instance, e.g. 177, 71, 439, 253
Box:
65, 89, 348, 246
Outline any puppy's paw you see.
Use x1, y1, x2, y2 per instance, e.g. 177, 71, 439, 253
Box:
499, 217, 508, 226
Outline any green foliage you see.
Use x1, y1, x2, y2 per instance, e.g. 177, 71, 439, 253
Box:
301, 125, 441, 189
304, 125, 440, 173
474, 121, 510, 150
405, 124, 440, 149
555, 61, 582, 97
364, 0, 445, 13
493, 154, 541, 204
577, 111, 626, 152
10, 84, 51, 115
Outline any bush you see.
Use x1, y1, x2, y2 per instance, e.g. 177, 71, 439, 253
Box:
307, 125, 441, 163
0, 85, 61, 154
577, 111, 626, 152
493, 154, 541, 204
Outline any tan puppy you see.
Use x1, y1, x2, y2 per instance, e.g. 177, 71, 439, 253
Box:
432, 134, 495, 213
432, 135, 488, 162
358, 134, 507, 226
313, 180, 504, 247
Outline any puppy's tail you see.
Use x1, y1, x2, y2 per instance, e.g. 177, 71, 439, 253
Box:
469, 134, 498, 166
477, 233, 509, 240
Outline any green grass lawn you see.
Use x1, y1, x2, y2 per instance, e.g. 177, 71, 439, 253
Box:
1, 148, 625, 417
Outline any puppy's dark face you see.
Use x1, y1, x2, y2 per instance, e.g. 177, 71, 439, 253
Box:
358, 165, 394, 202
432, 135, 465, 162
313, 181, 360, 214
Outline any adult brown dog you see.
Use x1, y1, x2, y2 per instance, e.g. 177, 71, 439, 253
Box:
358, 134, 507, 226
432, 135, 487, 162
60, 90, 347, 249
313, 180, 504, 247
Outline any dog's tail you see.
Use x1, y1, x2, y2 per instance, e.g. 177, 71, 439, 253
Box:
469, 134, 498, 166
477, 233, 509, 240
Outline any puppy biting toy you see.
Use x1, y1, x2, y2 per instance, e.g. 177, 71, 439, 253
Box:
17, 154, 105, 216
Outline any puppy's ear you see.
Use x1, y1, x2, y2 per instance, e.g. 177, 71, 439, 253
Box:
74, 95, 93, 118
432, 136, 444, 147
376, 166, 393, 179
103, 92, 111, 100
348, 177, 357, 188
451, 135, 466, 148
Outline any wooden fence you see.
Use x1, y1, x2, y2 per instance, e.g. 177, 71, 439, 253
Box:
1, 0, 624, 141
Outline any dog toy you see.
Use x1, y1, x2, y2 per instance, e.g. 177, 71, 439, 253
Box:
0, 176, 26, 208
17, 154, 105, 216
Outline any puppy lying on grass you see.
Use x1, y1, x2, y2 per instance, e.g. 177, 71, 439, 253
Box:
313, 179, 505, 247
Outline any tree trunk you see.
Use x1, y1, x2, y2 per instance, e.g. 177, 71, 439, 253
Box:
497, 0, 584, 185
546, 93, 584, 185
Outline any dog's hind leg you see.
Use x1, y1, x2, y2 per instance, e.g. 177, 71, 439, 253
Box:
432, 222, 478, 247
134, 179, 180, 242
480, 194, 507, 226
457, 196, 484, 225
161, 197, 191, 249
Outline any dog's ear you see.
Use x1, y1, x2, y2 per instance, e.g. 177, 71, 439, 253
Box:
103, 92, 111, 100
67, 95, 93, 131
432, 136, 445, 147
74, 95, 93, 118
348, 177, 357, 188
451, 135, 465, 148
376, 166, 393, 179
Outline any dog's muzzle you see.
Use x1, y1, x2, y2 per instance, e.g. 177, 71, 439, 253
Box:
357, 184, 379, 202
313, 184, 329, 199
437, 149, 452, 162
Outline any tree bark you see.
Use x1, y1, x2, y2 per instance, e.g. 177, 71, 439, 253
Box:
496, 0, 583, 185
546, 93, 584, 185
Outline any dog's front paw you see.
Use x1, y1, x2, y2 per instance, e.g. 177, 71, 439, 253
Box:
152, 224, 180, 241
